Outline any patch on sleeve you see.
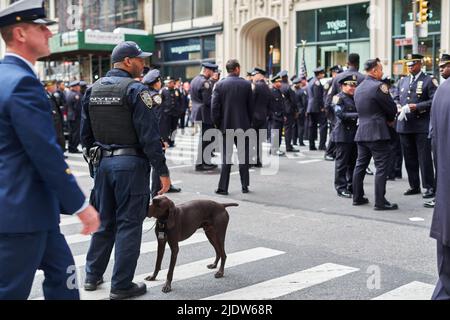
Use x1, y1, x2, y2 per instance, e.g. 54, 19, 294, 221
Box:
324, 82, 330, 90
140, 91, 153, 110
332, 95, 340, 105
152, 94, 162, 105
203, 81, 210, 89
432, 78, 439, 87
315, 80, 320, 86
380, 84, 389, 95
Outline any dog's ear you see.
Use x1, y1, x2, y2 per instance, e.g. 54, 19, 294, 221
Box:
152, 197, 163, 207
166, 200, 177, 229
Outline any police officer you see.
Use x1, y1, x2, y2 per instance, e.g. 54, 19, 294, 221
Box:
395, 54, 437, 199
45, 80, 66, 152
0, 0, 99, 300
66, 80, 83, 153
269, 75, 286, 156
80, 41, 171, 300
307, 67, 326, 151
293, 76, 308, 147
353, 58, 398, 211
324, 65, 343, 161
212, 59, 253, 195
430, 54, 450, 299
190, 62, 218, 171
175, 78, 188, 134
332, 75, 359, 198
279, 70, 299, 152
251, 67, 271, 167
143, 70, 181, 197
161, 77, 181, 148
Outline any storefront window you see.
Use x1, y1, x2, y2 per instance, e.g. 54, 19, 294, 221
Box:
393, 0, 441, 36
203, 36, 216, 59
349, 3, 370, 39
164, 38, 202, 62
317, 6, 347, 42
174, 0, 192, 22
297, 10, 316, 43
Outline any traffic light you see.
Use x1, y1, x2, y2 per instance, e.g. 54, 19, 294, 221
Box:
417, 0, 431, 25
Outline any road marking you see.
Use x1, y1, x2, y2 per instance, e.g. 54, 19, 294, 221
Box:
409, 217, 425, 222
66, 159, 88, 167
78, 247, 285, 300
297, 160, 323, 165
35, 232, 207, 277
372, 281, 435, 300
204, 263, 359, 300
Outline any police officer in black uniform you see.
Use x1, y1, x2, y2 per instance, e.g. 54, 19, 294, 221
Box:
44, 80, 66, 152
332, 75, 359, 198
66, 80, 82, 153
80, 41, 171, 300
251, 67, 271, 167
161, 77, 181, 148
307, 67, 326, 151
269, 75, 286, 156
395, 53, 437, 199
293, 76, 308, 146
190, 62, 218, 171
352, 58, 398, 211
324, 65, 343, 161
278, 70, 299, 152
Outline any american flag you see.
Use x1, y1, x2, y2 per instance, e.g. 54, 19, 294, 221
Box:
298, 40, 308, 79
268, 45, 274, 78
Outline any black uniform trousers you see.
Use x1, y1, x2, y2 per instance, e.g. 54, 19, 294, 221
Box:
432, 242, 450, 300
353, 141, 391, 207
252, 119, 267, 165
295, 114, 306, 145
400, 133, 435, 190
0, 228, 79, 300
388, 129, 403, 179
308, 113, 320, 148
68, 119, 80, 152
284, 114, 296, 150
318, 111, 328, 150
218, 135, 250, 192
335, 142, 357, 193
270, 120, 283, 153
167, 115, 179, 146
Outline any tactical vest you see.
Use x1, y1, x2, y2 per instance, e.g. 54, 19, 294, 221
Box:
89, 77, 139, 145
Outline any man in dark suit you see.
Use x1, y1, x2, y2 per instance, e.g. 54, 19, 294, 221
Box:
0, 0, 99, 300
395, 54, 437, 199
307, 67, 326, 151
212, 59, 253, 195
352, 58, 399, 211
66, 80, 83, 153
430, 54, 450, 300
251, 67, 271, 167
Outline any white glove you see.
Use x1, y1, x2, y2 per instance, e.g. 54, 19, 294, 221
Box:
397, 105, 411, 122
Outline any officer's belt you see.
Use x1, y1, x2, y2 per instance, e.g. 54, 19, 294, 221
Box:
101, 148, 145, 158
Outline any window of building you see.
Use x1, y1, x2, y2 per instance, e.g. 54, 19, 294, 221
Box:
194, 0, 212, 18
174, 0, 192, 22
154, 0, 172, 25
297, 10, 316, 43
202, 36, 215, 59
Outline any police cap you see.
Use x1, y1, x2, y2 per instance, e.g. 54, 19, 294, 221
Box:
338, 74, 358, 86
202, 62, 218, 71
292, 77, 302, 85
111, 41, 152, 64
69, 80, 80, 87
405, 53, 424, 67
330, 65, 343, 73
0, 0, 56, 28
278, 70, 289, 78
251, 67, 266, 76
439, 54, 450, 67
270, 75, 282, 83
313, 67, 325, 74
143, 69, 161, 85
79, 81, 87, 87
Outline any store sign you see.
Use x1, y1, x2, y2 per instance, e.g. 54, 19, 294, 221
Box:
85, 31, 125, 45
395, 38, 413, 46
171, 44, 201, 55
317, 6, 348, 41
62, 31, 78, 46
322, 19, 347, 35
164, 38, 201, 62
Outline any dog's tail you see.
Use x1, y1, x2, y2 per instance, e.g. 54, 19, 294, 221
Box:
222, 203, 239, 208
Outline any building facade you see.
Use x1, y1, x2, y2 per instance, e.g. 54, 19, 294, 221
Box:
1, 0, 449, 81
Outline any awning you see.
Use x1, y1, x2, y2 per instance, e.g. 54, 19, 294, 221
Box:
40, 30, 155, 61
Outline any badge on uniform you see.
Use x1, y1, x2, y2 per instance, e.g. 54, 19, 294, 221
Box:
204, 81, 210, 89
380, 84, 389, 95
416, 81, 423, 95
315, 80, 320, 86
324, 82, 330, 90
140, 91, 153, 110
332, 95, 340, 105
175, 91, 179, 97
432, 78, 439, 87
152, 94, 162, 105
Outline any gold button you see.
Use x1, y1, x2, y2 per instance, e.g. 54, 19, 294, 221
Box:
16, 16, 21, 21
65, 168, 72, 175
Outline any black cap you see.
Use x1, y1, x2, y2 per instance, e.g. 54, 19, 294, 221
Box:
143, 69, 161, 85
202, 62, 218, 71
278, 70, 288, 78
111, 41, 152, 64
405, 53, 424, 66
330, 65, 343, 73
313, 67, 325, 74
270, 75, 282, 83
251, 67, 266, 76
338, 74, 358, 86
292, 77, 302, 85
0, 0, 56, 28
439, 54, 450, 67
79, 81, 87, 87
69, 80, 80, 87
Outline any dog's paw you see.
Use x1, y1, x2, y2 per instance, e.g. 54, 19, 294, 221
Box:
207, 264, 217, 269
144, 275, 157, 281
214, 271, 224, 279
162, 285, 172, 293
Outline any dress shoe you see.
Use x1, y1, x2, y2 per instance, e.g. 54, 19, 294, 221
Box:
286, 147, 299, 153
84, 278, 104, 291
366, 168, 374, 175
242, 187, 249, 194
337, 190, 352, 199
300, 143, 306, 147
167, 185, 181, 193
254, 162, 263, 168
324, 155, 335, 161
195, 164, 217, 172
404, 188, 421, 196
353, 198, 369, 206
215, 189, 229, 196
424, 199, 435, 209
270, 150, 285, 156
110, 282, 147, 300
423, 189, 435, 199
374, 202, 399, 211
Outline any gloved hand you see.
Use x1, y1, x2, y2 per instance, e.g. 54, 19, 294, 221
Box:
398, 105, 411, 122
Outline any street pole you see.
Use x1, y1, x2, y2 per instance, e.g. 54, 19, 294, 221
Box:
412, 0, 419, 53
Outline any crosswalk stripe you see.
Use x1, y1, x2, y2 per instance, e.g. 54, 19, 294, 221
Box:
66, 159, 87, 167
371, 281, 435, 300
35, 232, 207, 277
204, 263, 359, 300
297, 159, 323, 165
79, 247, 285, 300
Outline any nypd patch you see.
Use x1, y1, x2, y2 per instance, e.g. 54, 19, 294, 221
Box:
380, 84, 389, 95
324, 82, 330, 90
332, 95, 340, 105
204, 81, 210, 89
140, 91, 153, 110
152, 94, 162, 105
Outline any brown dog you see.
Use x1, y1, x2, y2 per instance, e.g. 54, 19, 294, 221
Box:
146, 196, 238, 293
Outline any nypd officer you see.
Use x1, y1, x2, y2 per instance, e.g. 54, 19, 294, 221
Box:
395, 54, 437, 199
0, 0, 99, 300
293, 76, 308, 147
430, 54, 450, 300
190, 62, 218, 171
269, 74, 286, 156
307, 67, 326, 151
278, 70, 299, 152
81, 41, 171, 300
161, 77, 181, 148
251, 67, 271, 167
66, 80, 83, 153
353, 58, 398, 211
332, 75, 359, 198
143, 70, 181, 197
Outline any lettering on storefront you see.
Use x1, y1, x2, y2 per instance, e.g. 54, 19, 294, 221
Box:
85, 32, 125, 45
320, 19, 347, 36
171, 44, 201, 55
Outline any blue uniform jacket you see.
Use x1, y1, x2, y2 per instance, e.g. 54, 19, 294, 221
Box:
332, 92, 358, 143
0, 55, 85, 233
80, 68, 169, 177
394, 72, 438, 134
306, 77, 324, 114
190, 74, 213, 124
